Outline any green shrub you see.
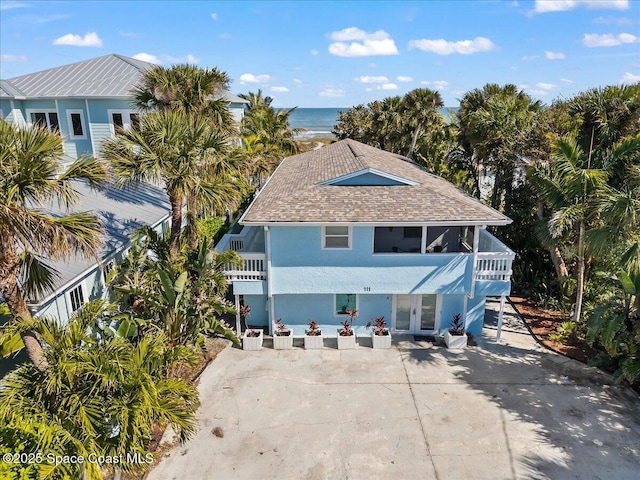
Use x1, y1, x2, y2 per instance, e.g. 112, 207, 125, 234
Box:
197, 217, 228, 243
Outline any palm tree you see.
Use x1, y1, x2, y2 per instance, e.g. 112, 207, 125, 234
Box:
102, 110, 242, 255
401, 88, 444, 159
0, 304, 199, 479
0, 119, 106, 369
529, 137, 610, 324
132, 63, 235, 132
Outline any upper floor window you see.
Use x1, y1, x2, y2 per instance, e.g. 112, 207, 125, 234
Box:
69, 284, 85, 312
28, 110, 59, 133
66, 110, 86, 139
323, 226, 351, 249
108, 109, 140, 136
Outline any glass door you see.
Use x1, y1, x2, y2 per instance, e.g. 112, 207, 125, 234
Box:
393, 294, 440, 333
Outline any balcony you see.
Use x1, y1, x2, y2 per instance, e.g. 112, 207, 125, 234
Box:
475, 229, 515, 282
216, 226, 266, 281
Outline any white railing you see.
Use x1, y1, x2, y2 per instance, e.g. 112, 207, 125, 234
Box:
224, 253, 266, 281
475, 253, 514, 281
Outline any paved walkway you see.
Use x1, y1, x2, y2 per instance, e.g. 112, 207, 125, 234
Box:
149, 300, 640, 480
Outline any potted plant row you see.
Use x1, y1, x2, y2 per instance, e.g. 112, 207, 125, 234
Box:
444, 313, 467, 349
273, 318, 293, 350
337, 309, 357, 350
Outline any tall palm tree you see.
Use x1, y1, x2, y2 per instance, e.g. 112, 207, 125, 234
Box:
0, 119, 106, 369
132, 63, 235, 132
102, 110, 242, 255
401, 88, 444, 159
529, 137, 609, 324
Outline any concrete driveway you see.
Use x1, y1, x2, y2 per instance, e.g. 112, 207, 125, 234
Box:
149, 302, 640, 480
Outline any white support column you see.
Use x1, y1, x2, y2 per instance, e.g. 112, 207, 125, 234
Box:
234, 295, 241, 334
462, 294, 469, 332
470, 226, 483, 299
496, 295, 506, 341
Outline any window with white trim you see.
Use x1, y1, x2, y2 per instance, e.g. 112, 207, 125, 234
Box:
335, 294, 357, 316
69, 284, 85, 312
66, 110, 86, 139
28, 110, 59, 133
108, 109, 140, 136
323, 226, 351, 249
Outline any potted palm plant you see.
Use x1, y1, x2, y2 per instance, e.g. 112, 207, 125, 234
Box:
369, 316, 391, 349
304, 319, 323, 349
337, 309, 357, 349
444, 313, 467, 349
273, 318, 293, 350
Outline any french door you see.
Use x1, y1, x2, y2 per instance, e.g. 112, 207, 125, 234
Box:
393, 294, 440, 334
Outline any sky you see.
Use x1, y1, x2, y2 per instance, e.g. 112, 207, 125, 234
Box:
0, 0, 639, 108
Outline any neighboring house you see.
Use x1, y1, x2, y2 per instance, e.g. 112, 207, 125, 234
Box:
217, 139, 515, 338
0, 54, 249, 163
28, 180, 171, 323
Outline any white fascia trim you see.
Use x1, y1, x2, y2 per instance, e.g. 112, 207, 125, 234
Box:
319, 168, 417, 186
29, 213, 171, 308
240, 219, 512, 227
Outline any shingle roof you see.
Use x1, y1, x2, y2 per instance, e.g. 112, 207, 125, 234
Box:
32, 180, 171, 305
241, 139, 511, 224
1, 54, 250, 103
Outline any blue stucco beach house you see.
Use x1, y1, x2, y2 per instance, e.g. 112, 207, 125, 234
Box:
217, 139, 515, 339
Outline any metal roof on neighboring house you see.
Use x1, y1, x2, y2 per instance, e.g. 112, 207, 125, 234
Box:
1, 54, 251, 103
30, 180, 171, 306
241, 139, 511, 225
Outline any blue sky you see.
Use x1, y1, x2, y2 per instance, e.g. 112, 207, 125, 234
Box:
1, 0, 638, 107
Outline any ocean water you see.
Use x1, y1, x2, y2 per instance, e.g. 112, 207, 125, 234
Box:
288, 107, 458, 139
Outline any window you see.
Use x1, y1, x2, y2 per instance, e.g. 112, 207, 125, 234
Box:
108, 109, 141, 135
335, 294, 357, 316
103, 260, 115, 283
29, 111, 59, 133
323, 226, 350, 249
69, 284, 85, 312
66, 110, 86, 139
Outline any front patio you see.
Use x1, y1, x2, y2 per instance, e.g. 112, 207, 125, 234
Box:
148, 303, 640, 480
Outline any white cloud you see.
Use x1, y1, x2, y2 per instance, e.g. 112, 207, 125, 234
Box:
355, 75, 389, 83
311, 49, 319, 56
621, 72, 640, 83
593, 15, 635, 26
210, 13, 218, 20
166, 54, 200, 64
408, 36, 496, 55
293, 78, 302, 84
397, 76, 413, 82
561, 78, 574, 84
1, 54, 27, 62
0, 1, 30, 10
220, 33, 232, 40
522, 55, 540, 60
328, 27, 399, 57
536, 82, 557, 90
582, 32, 638, 47
545, 51, 566, 59
132, 53, 162, 64
271, 86, 289, 93
53, 32, 102, 47
319, 88, 345, 97
365, 87, 373, 92
534, 0, 629, 13
239, 73, 270, 84
119, 31, 140, 38
379, 83, 398, 90
420, 80, 449, 90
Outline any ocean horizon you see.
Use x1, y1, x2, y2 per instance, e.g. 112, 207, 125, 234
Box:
288, 107, 459, 139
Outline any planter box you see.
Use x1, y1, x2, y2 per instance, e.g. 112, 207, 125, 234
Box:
444, 331, 468, 349
304, 332, 323, 350
273, 330, 293, 350
243, 329, 263, 351
372, 331, 392, 349
337, 330, 357, 349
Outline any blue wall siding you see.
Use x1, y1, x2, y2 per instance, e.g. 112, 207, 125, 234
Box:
1, 100, 11, 119
273, 293, 392, 336
243, 295, 269, 327
466, 296, 486, 335
475, 279, 511, 297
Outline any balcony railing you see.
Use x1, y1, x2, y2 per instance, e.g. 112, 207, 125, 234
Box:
475, 230, 515, 281
224, 253, 266, 281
